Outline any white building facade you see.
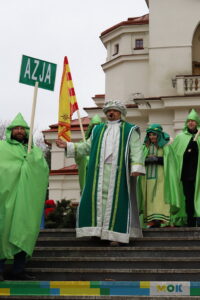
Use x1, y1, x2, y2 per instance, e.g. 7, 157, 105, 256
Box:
43, 0, 200, 202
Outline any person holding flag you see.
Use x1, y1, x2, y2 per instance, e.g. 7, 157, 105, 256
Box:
56, 100, 145, 246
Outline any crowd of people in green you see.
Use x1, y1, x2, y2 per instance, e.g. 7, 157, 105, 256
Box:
0, 102, 199, 281
56, 101, 200, 245
138, 109, 200, 229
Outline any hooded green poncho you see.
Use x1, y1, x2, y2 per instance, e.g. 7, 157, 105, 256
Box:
74, 115, 102, 193
0, 113, 49, 259
171, 109, 200, 225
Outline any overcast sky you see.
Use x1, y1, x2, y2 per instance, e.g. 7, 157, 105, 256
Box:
0, 0, 148, 132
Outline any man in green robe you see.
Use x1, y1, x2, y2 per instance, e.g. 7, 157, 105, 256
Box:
0, 113, 49, 281
172, 109, 200, 227
56, 101, 145, 245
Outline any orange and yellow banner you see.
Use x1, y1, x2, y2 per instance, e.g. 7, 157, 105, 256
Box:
58, 56, 78, 141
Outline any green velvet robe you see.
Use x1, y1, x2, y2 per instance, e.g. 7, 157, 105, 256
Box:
68, 121, 145, 243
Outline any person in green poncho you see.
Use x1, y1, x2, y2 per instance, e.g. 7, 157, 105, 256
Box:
137, 124, 179, 228
172, 109, 200, 227
0, 113, 49, 281
74, 114, 102, 194
56, 101, 145, 246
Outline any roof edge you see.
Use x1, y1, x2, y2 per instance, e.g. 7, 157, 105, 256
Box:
100, 14, 149, 37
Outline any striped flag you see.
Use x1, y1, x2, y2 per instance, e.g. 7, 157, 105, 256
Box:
58, 56, 79, 141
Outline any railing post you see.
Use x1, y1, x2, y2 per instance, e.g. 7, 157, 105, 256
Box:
176, 76, 185, 96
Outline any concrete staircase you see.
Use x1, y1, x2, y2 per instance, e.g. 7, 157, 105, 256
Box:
27, 228, 200, 282
1, 227, 200, 298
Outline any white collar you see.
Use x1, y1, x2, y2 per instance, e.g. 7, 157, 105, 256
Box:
107, 120, 121, 125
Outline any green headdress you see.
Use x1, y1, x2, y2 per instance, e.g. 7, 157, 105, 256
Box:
183, 109, 200, 131
6, 113, 29, 141
144, 123, 170, 147
85, 114, 102, 139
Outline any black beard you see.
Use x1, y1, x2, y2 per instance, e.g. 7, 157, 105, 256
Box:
11, 133, 28, 144
188, 128, 198, 134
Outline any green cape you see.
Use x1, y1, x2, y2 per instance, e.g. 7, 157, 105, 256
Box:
171, 109, 200, 225
0, 113, 49, 259
137, 144, 181, 222
171, 129, 200, 225
75, 115, 102, 193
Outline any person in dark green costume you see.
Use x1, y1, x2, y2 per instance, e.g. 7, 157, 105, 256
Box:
137, 124, 179, 228
0, 113, 49, 281
56, 101, 145, 245
172, 109, 200, 227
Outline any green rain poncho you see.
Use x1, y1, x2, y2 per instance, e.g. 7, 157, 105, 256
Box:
171, 109, 200, 225
74, 115, 102, 193
0, 113, 49, 259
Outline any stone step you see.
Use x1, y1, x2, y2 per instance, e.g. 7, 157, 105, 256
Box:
1, 280, 200, 299
143, 227, 200, 237
24, 267, 200, 281
2, 297, 200, 300
39, 228, 76, 237
27, 256, 200, 270
39, 227, 200, 238
33, 246, 200, 258
36, 236, 200, 247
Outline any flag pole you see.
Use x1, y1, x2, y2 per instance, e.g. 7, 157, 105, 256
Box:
194, 129, 200, 141
58, 56, 86, 143
77, 109, 86, 142
28, 81, 38, 153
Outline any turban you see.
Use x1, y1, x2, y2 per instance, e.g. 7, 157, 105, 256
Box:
103, 100, 127, 117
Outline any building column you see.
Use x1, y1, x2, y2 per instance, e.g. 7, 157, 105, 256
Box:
173, 108, 189, 135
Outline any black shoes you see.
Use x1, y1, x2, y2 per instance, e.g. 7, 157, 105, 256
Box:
9, 271, 36, 281
0, 270, 36, 281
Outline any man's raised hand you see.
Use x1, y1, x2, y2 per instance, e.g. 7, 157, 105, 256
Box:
55, 139, 67, 149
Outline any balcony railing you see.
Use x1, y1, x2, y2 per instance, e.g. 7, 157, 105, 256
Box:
173, 75, 200, 95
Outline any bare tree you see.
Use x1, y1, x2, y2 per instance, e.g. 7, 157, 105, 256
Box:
0, 120, 10, 140
34, 131, 48, 153
34, 130, 51, 168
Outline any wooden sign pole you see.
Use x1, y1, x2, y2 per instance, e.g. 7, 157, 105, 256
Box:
28, 81, 39, 153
